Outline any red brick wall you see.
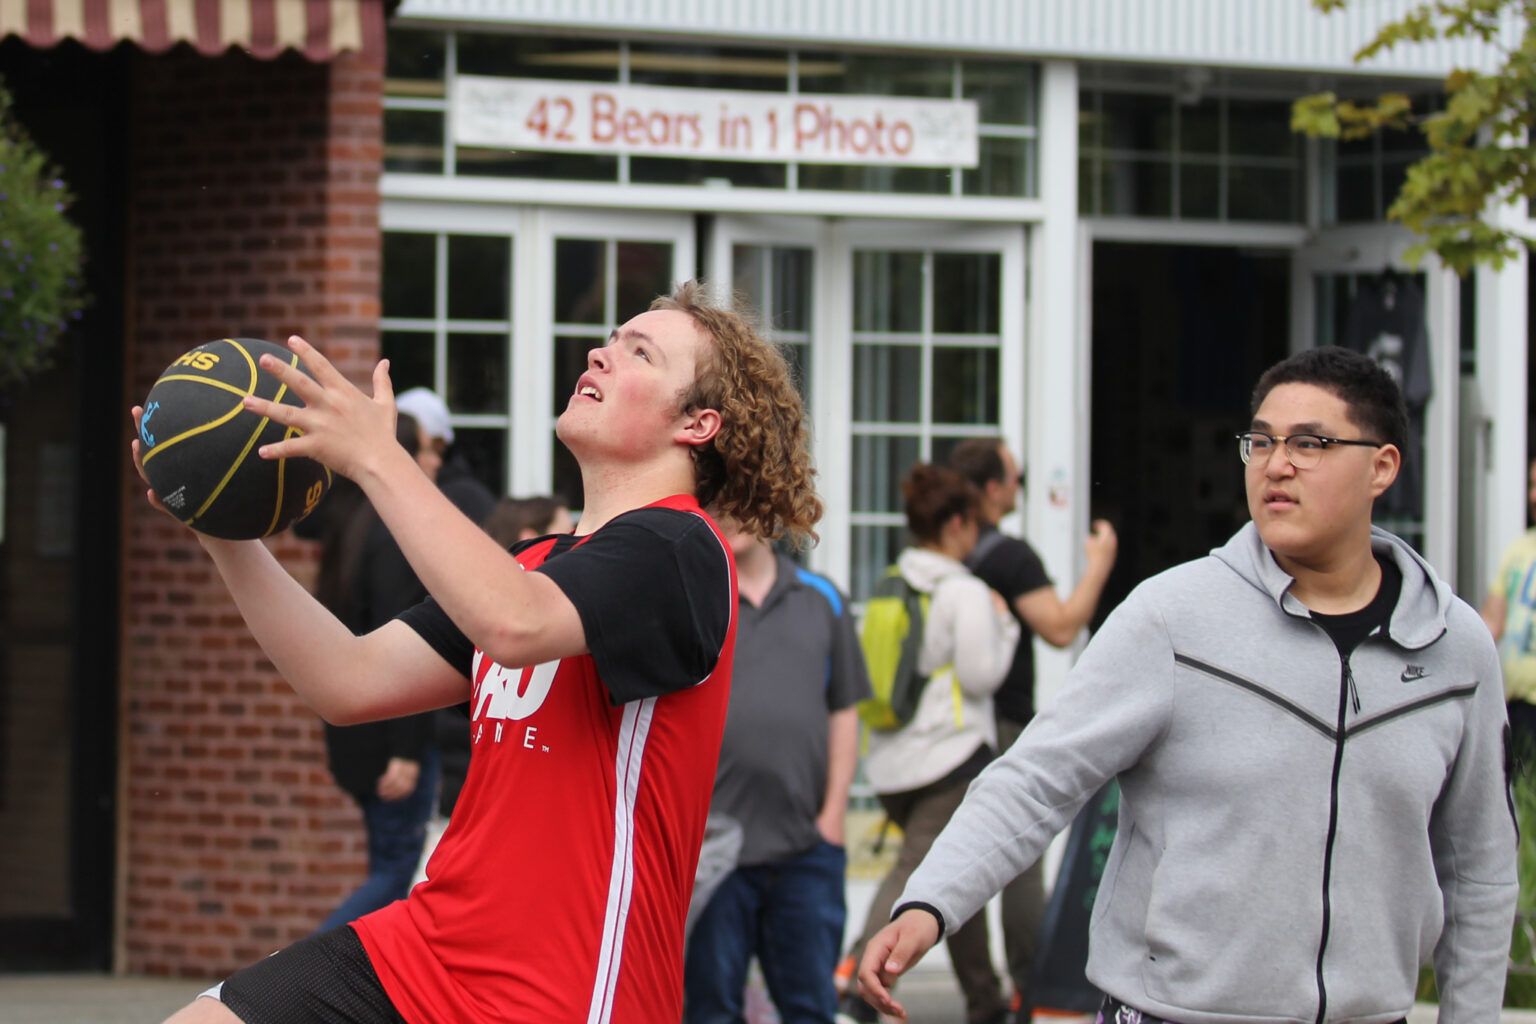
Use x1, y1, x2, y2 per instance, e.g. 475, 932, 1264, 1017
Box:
121, 47, 382, 977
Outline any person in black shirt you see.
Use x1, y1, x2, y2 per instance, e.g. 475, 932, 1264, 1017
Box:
948, 438, 1117, 1021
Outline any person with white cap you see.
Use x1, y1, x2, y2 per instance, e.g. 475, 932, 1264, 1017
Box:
394, 387, 495, 528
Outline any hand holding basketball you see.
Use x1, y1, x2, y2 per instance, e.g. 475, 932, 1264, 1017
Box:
241, 335, 399, 484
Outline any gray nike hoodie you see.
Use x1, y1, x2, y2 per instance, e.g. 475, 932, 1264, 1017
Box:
896, 523, 1516, 1024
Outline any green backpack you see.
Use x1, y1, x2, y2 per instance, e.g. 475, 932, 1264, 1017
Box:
858, 567, 931, 731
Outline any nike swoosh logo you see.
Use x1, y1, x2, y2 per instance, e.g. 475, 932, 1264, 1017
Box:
1401, 669, 1429, 682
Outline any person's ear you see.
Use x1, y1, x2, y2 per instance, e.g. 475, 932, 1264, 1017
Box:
1369, 443, 1402, 498
677, 406, 722, 447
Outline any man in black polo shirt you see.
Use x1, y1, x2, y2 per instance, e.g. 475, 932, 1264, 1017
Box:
684, 524, 870, 1024
948, 438, 1117, 1022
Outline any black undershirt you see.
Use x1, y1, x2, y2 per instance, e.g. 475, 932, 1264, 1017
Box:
1307, 554, 1401, 656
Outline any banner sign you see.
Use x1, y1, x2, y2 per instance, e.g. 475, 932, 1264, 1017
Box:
452, 77, 980, 168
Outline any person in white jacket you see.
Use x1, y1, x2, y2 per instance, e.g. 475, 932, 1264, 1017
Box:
838, 462, 1020, 1024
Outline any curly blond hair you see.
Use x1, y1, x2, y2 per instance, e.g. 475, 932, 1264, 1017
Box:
653, 281, 822, 547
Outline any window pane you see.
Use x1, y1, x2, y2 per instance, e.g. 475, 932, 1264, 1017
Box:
798, 52, 952, 99
1078, 156, 1097, 214
1180, 163, 1220, 219
552, 335, 591, 416
1101, 159, 1172, 217
447, 332, 508, 414
798, 164, 952, 195
628, 44, 789, 91
932, 347, 999, 424
382, 233, 435, 318
1101, 93, 1172, 153
1180, 98, 1220, 154
386, 28, 446, 94
963, 59, 1034, 126
447, 427, 505, 500
851, 524, 910, 602
1381, 123, 1430, 156
384, 109, 444, 174
853, 434, 922, 512
780, 342, 810, 402
1078, 95, 1101, 150
614, 242, 675, 322
1227, 165, 1296, 222
457, 34, 619, 81
1226, 100, 1295, 158
555, 240, 606, 324
1335, 164, 1376, 223
629, 158, 786, 188
447, 235, 511, 321
381, 331, 435, 393
963, 136, 1028, 197
852, 345, 922, 422
457, 148, 617, 182
771, 248, 813, 332
853, 251, 924, 333
1381, 159, 1411, 215
733, 245, 768, 312
933, 253, 1000, 334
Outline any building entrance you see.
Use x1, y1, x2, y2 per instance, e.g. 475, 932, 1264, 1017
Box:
1089, 241, 1289, 620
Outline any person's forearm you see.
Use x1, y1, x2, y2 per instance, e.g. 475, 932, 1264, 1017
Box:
199, 536, 385, 722
1060, 558, 1113, 636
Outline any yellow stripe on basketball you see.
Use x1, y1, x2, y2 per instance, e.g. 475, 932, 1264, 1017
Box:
263, 424, 306, 537
141, 340, 261, 466
140, 399, 246, 465
192, 348, 305, 526
151, 374, 254, 398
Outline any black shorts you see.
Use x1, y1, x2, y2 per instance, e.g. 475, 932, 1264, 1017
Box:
212, 925, 406, 1024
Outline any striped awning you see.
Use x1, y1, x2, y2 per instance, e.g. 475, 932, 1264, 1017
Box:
1, 0, 384, 62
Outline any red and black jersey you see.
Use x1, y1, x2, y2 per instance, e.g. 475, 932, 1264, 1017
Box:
352, 495, 736, 1024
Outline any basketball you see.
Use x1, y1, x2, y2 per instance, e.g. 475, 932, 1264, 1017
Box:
138, 338, 333, 539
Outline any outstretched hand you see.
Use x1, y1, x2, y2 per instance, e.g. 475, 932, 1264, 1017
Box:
854, 909, 941, 1021
242, 336, 398, 483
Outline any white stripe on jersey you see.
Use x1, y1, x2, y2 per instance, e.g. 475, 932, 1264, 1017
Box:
587, 695, 657, 1024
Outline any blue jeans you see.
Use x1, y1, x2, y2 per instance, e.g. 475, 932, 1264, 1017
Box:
319, 748, 440, 932
684, 839, 846, 1024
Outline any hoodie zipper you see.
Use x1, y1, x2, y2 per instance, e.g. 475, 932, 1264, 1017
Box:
1312, 653, 1351, 1024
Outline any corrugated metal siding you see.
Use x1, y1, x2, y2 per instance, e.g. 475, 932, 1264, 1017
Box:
394, 0, 1514, 76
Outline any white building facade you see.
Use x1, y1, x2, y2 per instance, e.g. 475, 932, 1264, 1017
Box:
380, 0, 1530, 699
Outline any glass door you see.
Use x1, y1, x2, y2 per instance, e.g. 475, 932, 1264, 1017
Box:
1290, 225, 1460, 577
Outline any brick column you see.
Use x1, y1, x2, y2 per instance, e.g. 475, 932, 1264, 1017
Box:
121, 46, 382, 977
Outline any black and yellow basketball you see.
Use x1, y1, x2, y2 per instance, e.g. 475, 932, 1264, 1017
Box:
138, 338, 332, 539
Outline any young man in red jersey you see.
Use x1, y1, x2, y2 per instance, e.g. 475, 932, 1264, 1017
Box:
133, 283, 821, 1024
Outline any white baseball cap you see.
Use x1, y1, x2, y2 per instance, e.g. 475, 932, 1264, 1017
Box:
395, 388, 454, 444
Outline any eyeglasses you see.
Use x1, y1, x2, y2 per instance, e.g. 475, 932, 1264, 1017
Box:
1236, 431, 1382, 470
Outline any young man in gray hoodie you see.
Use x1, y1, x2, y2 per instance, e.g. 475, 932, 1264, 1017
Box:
854, 346, 1517, 1024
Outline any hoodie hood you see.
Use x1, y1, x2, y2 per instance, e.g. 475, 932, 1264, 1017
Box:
1211, 521, 1450, 650
897, 546, 974, 595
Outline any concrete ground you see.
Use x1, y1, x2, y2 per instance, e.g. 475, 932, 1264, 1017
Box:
1, 969, 1533, 1024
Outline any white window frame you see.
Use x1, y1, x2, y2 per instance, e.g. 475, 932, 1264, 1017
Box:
711, 215, 1025, 594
